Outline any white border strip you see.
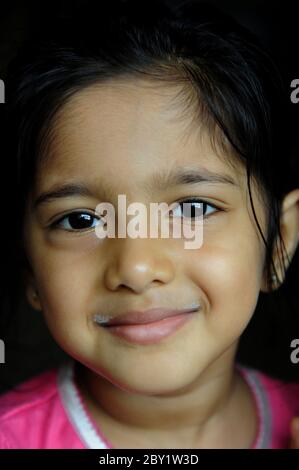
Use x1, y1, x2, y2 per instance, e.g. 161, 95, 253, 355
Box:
57, 360, 109, 449
242, 367, 272, 449
58, 359, 271, 449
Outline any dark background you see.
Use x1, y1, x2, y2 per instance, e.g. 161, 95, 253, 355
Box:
0, 0, 298, 393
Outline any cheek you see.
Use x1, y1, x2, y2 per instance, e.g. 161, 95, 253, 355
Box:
31, 248, 98, 356
29, 237, 98, 327
186, 229, 264, 335
27, 227, 104, 307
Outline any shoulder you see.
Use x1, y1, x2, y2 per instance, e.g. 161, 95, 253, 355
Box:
0, 365, 63, 448
246, 366, 299, 411
239, 364, 299, 448
0, 367, 58, 420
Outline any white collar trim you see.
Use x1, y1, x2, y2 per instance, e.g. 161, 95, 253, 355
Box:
57, 359, 110, 449
57, 359, 272, 449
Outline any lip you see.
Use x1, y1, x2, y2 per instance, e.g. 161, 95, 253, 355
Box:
93, 306, 200, 345
101, 306, 200, 327
102, 311, 198, 345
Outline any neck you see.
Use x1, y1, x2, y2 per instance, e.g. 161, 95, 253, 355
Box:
74, 346, 256, 448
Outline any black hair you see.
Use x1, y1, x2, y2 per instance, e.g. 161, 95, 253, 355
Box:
1, 0, 297, 380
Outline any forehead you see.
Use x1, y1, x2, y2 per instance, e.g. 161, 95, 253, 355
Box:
35, 79, 245, 191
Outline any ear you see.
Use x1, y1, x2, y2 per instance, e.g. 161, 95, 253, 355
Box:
22, 267, 43, 311
261, 189, 299, 293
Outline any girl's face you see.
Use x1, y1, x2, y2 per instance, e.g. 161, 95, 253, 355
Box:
24, 80, 267, 394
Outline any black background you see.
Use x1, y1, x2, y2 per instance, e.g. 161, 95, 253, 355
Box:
0, 0, 298, 393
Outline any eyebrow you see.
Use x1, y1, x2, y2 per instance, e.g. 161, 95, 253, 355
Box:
147, 166, 238, 191
34, 167, 238, 208
34, 182, 104, 208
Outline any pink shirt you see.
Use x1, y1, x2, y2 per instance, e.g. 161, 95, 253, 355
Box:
0, 359, 299, 449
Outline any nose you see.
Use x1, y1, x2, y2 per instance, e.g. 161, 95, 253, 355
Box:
103, 238, 175, 294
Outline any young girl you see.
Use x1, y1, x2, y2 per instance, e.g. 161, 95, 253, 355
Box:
0, 0, 299, 449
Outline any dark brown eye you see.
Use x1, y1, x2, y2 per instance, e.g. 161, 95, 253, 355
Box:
54, 212, 102, 231
171, 199, 218, 219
